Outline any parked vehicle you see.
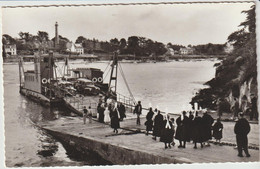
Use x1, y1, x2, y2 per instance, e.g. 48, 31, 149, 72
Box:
74, 78, 100, 95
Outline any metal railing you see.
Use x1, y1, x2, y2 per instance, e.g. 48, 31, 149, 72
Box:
116, 92, 136, 113
64, 95, 98, 114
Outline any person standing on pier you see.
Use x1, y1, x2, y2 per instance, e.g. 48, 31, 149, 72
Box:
170, 118, 176, 146
232, 97, 239, 120
118, 103, 126, 121
188, 111, 194, 141
134, 101, 142, 125
212, 118, 223, 145
104, 104, 111, 123
175, 111, 189, 148
145, 107, 154, 135
191, 111, 203, 149
160, 114, 174, 149
111, 103, 120, 133
87, 106, 93, 124
97, 103, 105, 123
152, 110, 163, 140
201, 109, 214, 146
234, 112, 251, 157
83, 106, 88, 124
250, 96, 258, 121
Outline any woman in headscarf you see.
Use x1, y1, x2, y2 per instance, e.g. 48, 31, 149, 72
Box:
110, 102, 120, 133
152, 110, 164, 140
212, 118, 223, 145
145, 107, 154, 135
191, 111, 204, 149
188, 111, 194, 141
175, 111, 189, 148
160, 113, 174, 149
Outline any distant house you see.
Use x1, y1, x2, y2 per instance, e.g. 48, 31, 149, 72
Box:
75, 43, 84, 54
179, 47, 194, 55
4, 44, 17, 56
165, 47, 175, 56
66, 42, 84, 55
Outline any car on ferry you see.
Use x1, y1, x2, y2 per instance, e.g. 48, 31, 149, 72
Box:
74, 78, 100, 96
58, 80, 76, 96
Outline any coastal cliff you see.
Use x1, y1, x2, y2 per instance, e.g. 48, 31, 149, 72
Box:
191, 5, 257, 115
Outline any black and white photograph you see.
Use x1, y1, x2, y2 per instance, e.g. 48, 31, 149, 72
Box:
0, 0, 259, 167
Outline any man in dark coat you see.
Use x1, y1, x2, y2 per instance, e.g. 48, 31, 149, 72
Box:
118, 103, 126, 121
234, 112, 251, 157
134, 101, 142, 125
145, 107, 154, 135
192, 111, 203, 149
201, 110, 214, 146
175, 111, 190, 148
152, 110, 164, 140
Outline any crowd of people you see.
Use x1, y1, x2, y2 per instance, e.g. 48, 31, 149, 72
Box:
83, 100, 126, 133
82, 100, 252, 157
144, 107, 222, 149
144, 106, 251, 157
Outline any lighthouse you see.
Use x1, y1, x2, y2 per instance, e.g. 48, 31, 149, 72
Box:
55, 22, 59, 48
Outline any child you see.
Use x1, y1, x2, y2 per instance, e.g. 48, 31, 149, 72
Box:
212, 118, 223, 145
83, 106, 88, 124
88, 106, 93, 124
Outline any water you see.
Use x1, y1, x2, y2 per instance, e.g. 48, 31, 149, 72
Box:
3, 59, 218, 167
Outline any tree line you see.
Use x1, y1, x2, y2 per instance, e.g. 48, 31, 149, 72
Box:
191, 5, 256, 112
3, 31, 227, 57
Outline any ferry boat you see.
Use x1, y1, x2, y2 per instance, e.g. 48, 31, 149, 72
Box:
19, 51, 136, 117
19, 52, 64, 106
18, 52, 109, 107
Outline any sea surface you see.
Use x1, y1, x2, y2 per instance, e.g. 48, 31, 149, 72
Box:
3, 59, 218, 167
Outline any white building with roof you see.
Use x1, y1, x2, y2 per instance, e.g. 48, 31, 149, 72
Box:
4, 44, 17, 56
66, 42, 84, 55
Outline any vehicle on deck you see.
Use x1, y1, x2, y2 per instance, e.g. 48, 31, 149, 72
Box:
58, 80, 76, 96
74, 78, 100, 96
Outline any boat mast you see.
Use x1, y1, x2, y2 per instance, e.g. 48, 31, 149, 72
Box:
49, 52, 53, 99
108, 52, 118, 99
18, 57, 25, 92
18, 57, 22, 91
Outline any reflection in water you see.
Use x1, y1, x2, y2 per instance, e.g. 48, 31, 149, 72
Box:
37, 130, 59, 157
59, 139, 113, 166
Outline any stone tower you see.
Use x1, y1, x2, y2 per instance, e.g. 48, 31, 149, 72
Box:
55, 22, 59, 48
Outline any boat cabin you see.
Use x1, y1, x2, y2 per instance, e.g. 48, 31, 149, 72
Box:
24, 70, 41, 93
23, 53, 55, 97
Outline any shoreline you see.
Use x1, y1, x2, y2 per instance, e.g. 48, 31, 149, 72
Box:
3, 55, 222, 64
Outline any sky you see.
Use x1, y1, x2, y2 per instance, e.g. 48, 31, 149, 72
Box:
2, 2, 254, 46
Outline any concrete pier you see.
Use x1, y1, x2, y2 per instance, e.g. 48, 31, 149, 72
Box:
37, 113, 259, 165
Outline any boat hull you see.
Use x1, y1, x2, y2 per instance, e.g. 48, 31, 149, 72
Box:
20, 87, 63, 107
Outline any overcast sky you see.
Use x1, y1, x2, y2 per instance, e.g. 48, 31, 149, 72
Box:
2, 2, 253, 46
